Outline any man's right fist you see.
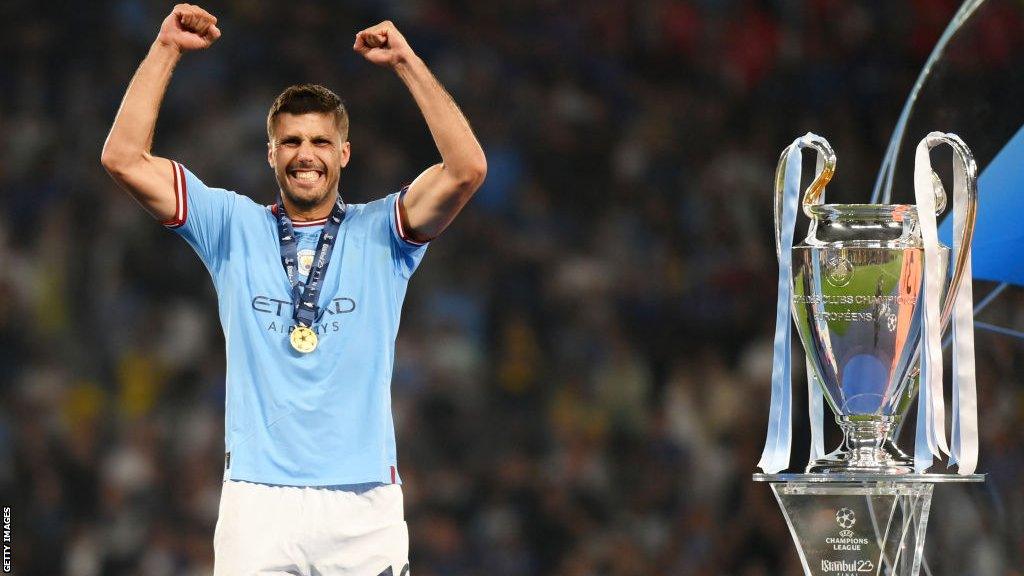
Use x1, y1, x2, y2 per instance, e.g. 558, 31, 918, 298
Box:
157, 4, 221, 52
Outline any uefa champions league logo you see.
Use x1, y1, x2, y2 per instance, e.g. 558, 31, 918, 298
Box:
825, 508, 870, 552
822, 510, 874, 575
836, 508, 856, 530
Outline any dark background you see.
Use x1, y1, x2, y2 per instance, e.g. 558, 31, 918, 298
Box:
2, 1, 1022, 574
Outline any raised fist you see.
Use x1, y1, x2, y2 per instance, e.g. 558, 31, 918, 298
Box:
157, 4, 221, 52
353, 21, 415, 67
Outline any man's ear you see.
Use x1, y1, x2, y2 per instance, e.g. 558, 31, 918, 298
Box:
267, 141, 274, 168
340, 141, 351, 168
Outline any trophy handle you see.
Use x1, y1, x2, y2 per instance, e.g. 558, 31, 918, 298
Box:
901, 133, 979, 392
925, 132, 979, 330
773, 134, 837, 258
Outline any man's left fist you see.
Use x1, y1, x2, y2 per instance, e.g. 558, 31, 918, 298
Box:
354, 21, 414, 67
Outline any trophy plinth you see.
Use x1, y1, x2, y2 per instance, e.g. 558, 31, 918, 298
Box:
753, 475, 984, 576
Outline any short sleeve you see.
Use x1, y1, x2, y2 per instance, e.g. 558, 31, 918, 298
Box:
385, 187, 429, 278
164, 161, 237, 276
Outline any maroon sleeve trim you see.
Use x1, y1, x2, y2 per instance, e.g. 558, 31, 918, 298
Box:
393, 187, 429, 246
162, 161, 188, 228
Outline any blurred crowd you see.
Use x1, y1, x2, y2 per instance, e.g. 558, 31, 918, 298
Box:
2, 0, 1023, 575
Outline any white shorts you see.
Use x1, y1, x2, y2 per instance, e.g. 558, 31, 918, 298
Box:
214, 480, 410, 576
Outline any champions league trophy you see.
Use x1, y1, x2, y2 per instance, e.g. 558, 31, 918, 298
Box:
752, 132, 984, 576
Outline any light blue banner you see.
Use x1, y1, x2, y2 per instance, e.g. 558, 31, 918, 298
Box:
939, 123, 1024, 287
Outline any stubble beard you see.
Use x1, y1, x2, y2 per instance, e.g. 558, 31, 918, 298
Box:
282, 185, 329, 211
276, 170, 338, 214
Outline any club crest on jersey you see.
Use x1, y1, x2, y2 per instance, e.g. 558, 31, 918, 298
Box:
298, 249, 315, 276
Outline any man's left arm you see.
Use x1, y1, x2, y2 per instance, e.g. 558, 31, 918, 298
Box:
354, 21, 487, 243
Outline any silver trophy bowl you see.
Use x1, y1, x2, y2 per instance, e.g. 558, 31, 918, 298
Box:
775, 134, 978, 474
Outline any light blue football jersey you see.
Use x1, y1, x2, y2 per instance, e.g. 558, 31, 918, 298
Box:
164, 160, 427, 486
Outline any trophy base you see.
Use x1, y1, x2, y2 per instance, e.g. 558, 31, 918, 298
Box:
807, 439, 914, 474
806, 418, 914, 474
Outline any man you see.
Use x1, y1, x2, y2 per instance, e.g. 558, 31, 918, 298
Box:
101, 4, 486, 574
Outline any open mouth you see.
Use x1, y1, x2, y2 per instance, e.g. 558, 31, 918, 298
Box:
288, 169, 324, 187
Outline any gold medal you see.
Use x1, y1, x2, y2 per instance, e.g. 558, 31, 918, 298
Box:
290, 325, 318, 353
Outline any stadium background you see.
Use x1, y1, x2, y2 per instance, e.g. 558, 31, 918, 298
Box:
2, 0, 1022, 574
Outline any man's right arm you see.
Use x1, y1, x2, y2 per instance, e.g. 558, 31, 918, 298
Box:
101, 4, 220, 222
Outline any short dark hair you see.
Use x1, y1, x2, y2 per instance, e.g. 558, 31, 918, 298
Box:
267, 84, 349, 141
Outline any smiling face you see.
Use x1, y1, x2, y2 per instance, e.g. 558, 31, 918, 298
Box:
268, 112, 351, 215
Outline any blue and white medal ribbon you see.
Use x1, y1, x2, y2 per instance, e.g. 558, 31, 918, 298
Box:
275, 196, 347, 353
